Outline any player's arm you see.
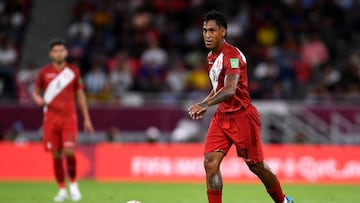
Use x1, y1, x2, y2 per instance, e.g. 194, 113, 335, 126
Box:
32, 87, 45, 106
188, 90, 214, 119
204, 73, 239, 106
32, 70, 45, 106
76, 89, 94, 134
188, 74, 239, 119
201, 90, 216, 103
205, 52, 243, 106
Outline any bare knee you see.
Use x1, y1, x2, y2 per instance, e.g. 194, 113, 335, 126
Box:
52, 150, 62, 159
248, 161, 279, 188
204, 157, 218, 174
204, 152, 224, 175
63, 148, 75, 157
247, 161, 267, 175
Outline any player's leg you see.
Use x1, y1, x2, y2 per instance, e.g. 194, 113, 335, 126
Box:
204, 151, 225, 203
64, 148, 81, 201
64, 148, 76, 183
232, 104, 293, 203
247, 161, 287, 203
204, 113, 231, 203
43, 121, 68, 202
52, 150, 69, 202
62, 120, 81, 201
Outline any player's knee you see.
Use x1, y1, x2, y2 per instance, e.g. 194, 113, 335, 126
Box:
247, 162, 265, 175
204, 158, 215, 171
247, 164, 257, 174
52, 150, 62, 158
63, 148, 75, 156
204, 157, 220, 173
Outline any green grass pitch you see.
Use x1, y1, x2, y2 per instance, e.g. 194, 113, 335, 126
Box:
0, 180, 358, 203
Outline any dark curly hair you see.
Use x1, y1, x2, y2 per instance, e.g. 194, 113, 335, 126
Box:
204, 10, 227, 29
49, 38, 67, 50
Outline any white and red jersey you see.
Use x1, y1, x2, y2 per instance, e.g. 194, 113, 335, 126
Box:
207, 41, 251, 113
35, 63, 83, 120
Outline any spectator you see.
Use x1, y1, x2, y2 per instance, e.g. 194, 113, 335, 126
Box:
300, 32, 329, 68
84, 60, 110, 102
165, 60, 188, 93
140, 32, 167, 68
186, 59, 210, 93
108, 51, 133, 101
68, 15, 93, 42
253, 56, 279, 99
256, 20, 279, 47
16, 61, 38, 104
0, 36, 17, 99
0, 37, 17, 67
137, 31, 168, 91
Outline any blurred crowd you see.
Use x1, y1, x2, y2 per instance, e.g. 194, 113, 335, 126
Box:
1, 0, 360, 105
0, 0, 30, 100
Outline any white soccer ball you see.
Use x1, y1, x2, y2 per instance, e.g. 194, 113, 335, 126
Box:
126, 200, 141, 203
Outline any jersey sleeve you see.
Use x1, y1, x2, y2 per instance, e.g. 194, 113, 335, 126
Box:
34, 68, 45, 91
223, 49, 246, 75
74, 67, 84, 91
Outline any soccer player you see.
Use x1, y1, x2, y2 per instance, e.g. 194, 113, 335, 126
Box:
33, 39, 94, 202
187, 11, 294, 203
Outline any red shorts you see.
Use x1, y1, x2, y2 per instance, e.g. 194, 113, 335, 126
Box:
43, 117, 78, 151
204, 104, 264, 164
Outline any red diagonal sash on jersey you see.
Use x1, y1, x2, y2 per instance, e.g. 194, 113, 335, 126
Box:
43, 67, 75, 106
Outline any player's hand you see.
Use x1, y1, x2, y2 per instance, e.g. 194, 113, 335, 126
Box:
33, 95, 45, 107
188, 102, 207, 120
83, 119, 95, 134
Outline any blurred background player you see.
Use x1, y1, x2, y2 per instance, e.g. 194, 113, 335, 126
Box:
188, 11, 294, 203
32, 39, 94, 202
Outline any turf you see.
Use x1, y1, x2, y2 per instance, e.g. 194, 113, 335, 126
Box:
0, 180, 358, 203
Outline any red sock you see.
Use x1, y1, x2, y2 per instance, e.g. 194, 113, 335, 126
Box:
66, 155, 77, 182
207, 190, 222, 203
266, 181, 285, 203
53, 158, 65, 188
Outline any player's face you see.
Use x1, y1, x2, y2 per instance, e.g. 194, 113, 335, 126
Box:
203, 20, 226, 52
49, 44, 68, 63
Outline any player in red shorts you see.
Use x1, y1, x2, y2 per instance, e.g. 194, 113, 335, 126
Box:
33, 39, 94, 202
188, 11, 294, 203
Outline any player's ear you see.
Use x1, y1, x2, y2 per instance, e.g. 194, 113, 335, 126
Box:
221, 27, 226, 38
64, 49, 69, 57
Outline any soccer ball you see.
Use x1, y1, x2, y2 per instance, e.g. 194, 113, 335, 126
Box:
126, 200, 141, 203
